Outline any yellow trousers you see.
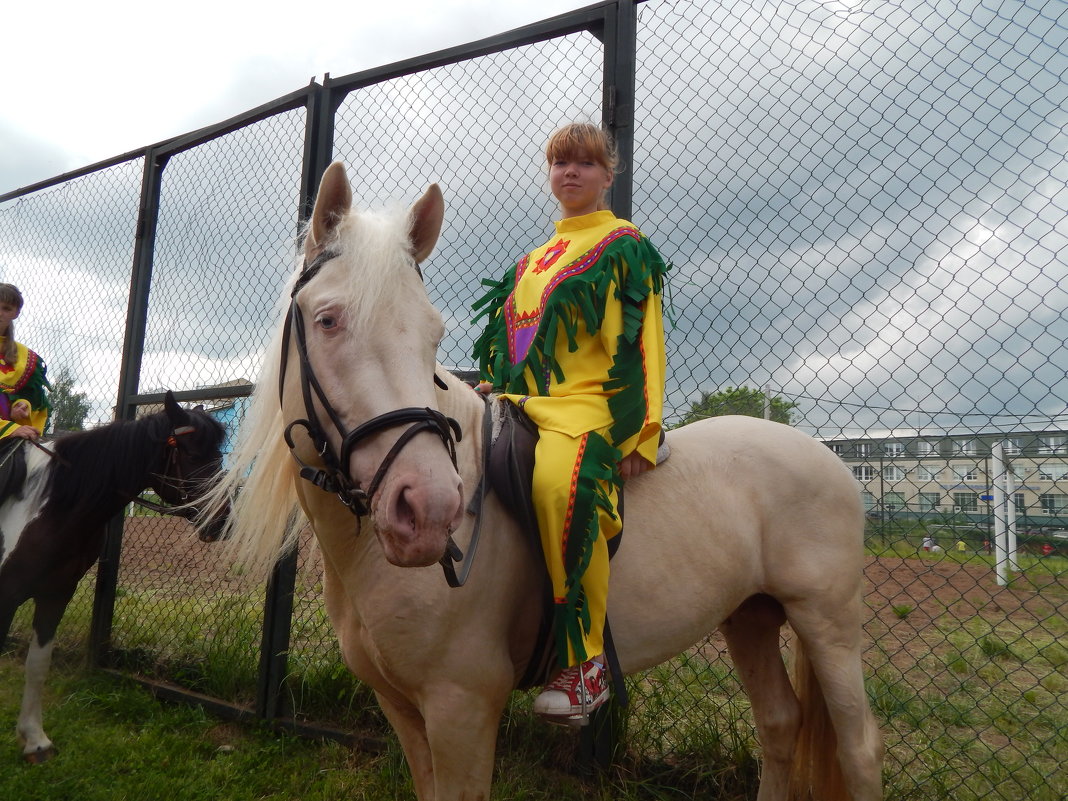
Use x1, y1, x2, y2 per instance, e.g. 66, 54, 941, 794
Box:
532, 425, 623, 667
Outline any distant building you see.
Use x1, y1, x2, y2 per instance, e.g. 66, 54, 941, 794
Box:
822, 427, 1068, 530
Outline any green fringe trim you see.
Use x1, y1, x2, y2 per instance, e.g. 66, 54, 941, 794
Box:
472, 234, 669, 435
21, 357, 53, 415
553, 431, 622, 666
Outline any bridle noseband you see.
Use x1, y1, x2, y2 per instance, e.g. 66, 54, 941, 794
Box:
278, 249, 462, 518
133, 423, 199, 516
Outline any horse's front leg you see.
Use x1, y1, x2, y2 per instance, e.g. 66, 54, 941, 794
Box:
375, 690, 436, 801
422, 676, 513, 801
18, 583, 78, 762
376, 678, 508, 801
17, 631, 57, 762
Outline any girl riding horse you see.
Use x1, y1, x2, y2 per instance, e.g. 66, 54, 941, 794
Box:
473, 123, 669, 722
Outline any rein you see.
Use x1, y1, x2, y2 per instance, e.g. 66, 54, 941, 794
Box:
279, 250, 467, 559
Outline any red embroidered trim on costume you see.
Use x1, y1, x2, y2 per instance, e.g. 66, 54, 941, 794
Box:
504, 227, 640, 371
560, 433, 588, 557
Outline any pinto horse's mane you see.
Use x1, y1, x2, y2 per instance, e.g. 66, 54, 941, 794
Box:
206, 202, 422, 580
46, 407, 222, 512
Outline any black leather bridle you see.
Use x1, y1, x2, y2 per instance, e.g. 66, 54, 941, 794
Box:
132, 424, 199, 514
278, 248, 463, 519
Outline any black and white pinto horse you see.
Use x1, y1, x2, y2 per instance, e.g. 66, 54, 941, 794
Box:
0, 391, 228, 762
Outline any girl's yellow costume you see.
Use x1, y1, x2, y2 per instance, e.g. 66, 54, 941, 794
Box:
0, 338, 51, 438
473, 209, 668, 667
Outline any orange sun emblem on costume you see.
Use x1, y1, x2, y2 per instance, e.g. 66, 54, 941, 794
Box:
532, 238, 570, 274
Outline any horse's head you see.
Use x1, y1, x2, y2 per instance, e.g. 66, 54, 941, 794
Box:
154, 390, 230, 543
281, 162, 464, 567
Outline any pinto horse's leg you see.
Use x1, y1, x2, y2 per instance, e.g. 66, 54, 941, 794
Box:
17, 630, 57, 762
17, 582, 78, 763
0, 601, 16, 655
720, 594, 802, 801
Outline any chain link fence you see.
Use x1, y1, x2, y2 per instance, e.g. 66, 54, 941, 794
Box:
1, 1, 1065, 798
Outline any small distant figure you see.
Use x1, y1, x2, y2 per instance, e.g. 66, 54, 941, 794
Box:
956, 540, 966, 553
983, 539, 992, 554
1041, 543, 1054, 557
922, 536, 935, 552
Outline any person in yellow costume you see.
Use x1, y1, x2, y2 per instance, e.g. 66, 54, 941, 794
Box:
473, 123, 668, 721
0, 283, 51, 442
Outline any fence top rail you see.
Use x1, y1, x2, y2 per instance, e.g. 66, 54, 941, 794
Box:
323, 0, 643, 96
0, 83, 321, 204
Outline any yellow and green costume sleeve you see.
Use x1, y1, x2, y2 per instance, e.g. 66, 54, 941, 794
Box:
0, 339, 52, 438
472, 210, 669, 665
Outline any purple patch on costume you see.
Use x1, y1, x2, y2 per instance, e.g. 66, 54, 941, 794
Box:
512, 327, 537, 363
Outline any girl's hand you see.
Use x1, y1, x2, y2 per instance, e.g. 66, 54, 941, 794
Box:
473, 382, 494, 397
619, 451, 652, 481
9, 424, 39, 442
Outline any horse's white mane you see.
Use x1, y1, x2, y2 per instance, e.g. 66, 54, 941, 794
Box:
202, 201, 419, 581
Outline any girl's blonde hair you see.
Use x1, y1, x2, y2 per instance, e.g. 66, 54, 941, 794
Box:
545, 123, 619, 173
0, 283, 23, 363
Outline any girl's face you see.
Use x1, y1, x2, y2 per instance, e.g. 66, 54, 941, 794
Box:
0, 301, 19, 335
549, 153, 613, 218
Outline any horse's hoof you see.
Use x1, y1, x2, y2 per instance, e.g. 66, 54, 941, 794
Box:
23, 746, 57, 764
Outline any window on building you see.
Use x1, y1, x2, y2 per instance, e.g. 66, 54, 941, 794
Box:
1040, 493, 1067, 514
1013, 493, 1025, 512
954, 438, 978, 455
855, 442, 872, 457
884, 442, 904, 457
884, 491, 906, 512
860, 490, 875, 510
1003, 438, 1022, 456
828, 443, 844, 454
1038, 463, 1068, 481
853, 465, 876, 482
884, 466, 906, 481
953, 492, 978, 511
918, 492, 941, 511
915, 465, 940, 481
952, 465, 979, 481
916, 441, 938, 456
1039, 436, 1066, 454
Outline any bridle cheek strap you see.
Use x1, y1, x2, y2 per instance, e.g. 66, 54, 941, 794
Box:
279, 251, 462, 519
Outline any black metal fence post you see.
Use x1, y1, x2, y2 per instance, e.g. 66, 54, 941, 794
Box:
89, 148, 170, 664
580, 0, 639, 771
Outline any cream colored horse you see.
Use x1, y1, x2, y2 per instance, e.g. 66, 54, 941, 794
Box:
209, 162, 883, 801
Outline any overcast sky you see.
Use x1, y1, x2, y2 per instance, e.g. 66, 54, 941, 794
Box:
0, 0, 592, 194
3, 0, 1066, 439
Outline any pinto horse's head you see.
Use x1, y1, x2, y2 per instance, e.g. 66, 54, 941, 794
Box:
281, 162, 464, 567
153, 390, 231, 543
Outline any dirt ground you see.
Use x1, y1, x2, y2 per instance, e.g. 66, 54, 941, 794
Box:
117, 515, 1064, 665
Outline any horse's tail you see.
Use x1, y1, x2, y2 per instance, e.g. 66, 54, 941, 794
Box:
789, 637, 850, 801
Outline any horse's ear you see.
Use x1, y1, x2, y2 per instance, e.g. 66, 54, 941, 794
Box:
409, 183, 444, 264
163, 390, 187, 424
307, 162, 352, 259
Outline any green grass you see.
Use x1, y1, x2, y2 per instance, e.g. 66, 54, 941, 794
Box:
6, 534, 1067, 800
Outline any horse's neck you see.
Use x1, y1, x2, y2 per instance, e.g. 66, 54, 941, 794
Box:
435, 370, 485, 467
56, 417, 163, 509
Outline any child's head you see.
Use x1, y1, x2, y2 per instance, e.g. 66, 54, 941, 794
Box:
10, 399, 30, 422
0, 284, 24, 312
545, 123, 619, 174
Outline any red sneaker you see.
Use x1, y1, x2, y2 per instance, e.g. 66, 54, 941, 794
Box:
533, 660, 609, 721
